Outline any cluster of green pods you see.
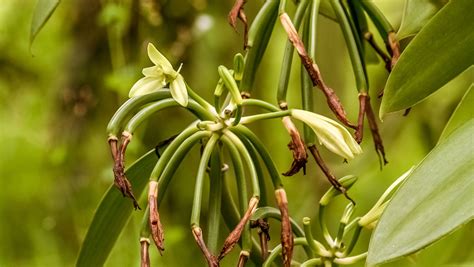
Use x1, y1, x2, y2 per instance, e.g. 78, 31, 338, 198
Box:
106, 53, 303, 266
104, 0, 401, 265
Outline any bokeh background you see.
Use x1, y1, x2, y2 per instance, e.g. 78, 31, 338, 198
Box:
0, 0, 472, 266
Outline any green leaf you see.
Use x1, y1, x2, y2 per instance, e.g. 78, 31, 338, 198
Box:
76, 151, 157, 267
439, 84, 474, 142
397, 0, 447, 40
30, 0, 60, 46
380, 0, 474, 117
367, 119, 474, 266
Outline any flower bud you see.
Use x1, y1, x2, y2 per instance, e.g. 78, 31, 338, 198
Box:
320, 175, 358, 206
291, 109, 362, 159
233, 53, 245, 81
359, 168, 413, 228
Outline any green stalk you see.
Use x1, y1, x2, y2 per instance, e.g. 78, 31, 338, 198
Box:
221, 165, 242, 225
139, 205, 152, 267
221, 135, 248, 215
231, 125, 283, 189
308, 0, 320, 58
124, 99, 214, 134
239, 110, 291, 124
343, 216, 361, 239
190, 134, 220, 227
263, 237, 308, 267
277, 0, 309, 107
242, 99, 280, 112
300, 258, 323, 267
206, 147, 223, 254
149, 122, 200, 181
342, 0, 366, 60
107, 89, 171, 137
302, 217, 331, 257
335, 203, 354, 249
233, 104, 243, 126
139, 205, 151, 238
300, 5, 315, 143
344, 224, 362, 256
186, 84, 217, 116
278, 0, 287, 14
241, 0, 280, 95
237, 135, 268, 206
221, 135, 252, 252
359, 0, 393, 40
318, 204, 335, 247
330, 0, 368, 93
223, 131, 260, 198
156, 131, 212, 204
348, 0, 368, 54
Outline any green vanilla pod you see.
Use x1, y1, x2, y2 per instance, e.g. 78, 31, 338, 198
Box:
107, 89, 172, 137
277, 0, 309, 107
241, 0, 279, 95
330, 0, 368, 93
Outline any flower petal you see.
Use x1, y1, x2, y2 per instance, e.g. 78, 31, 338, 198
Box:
129, 77, 166, 98
170, 74, 188, 107
142, 66, 163, 77
312, 119, 355, 159
147, 43, 175, 74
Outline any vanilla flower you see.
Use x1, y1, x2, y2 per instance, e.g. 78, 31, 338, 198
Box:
358, 168, 412, 229
129, 43, 188, 107
291, 109, 362, 159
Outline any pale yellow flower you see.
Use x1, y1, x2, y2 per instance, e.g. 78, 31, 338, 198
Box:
129, 43, 188, 106
291, 109, 362, 159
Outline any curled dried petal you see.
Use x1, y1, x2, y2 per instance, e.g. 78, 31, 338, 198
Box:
275, 189, 293, 267
149, 181, 164, 254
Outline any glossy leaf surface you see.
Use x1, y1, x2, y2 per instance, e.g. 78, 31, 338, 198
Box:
30, 0, 60, 45
380, 0, 474, 116
367, 120, 474, 266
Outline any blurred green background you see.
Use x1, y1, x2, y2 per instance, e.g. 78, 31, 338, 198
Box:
0, 0, 472, 266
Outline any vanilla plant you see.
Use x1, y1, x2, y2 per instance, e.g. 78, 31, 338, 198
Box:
106, 44, 361, 266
